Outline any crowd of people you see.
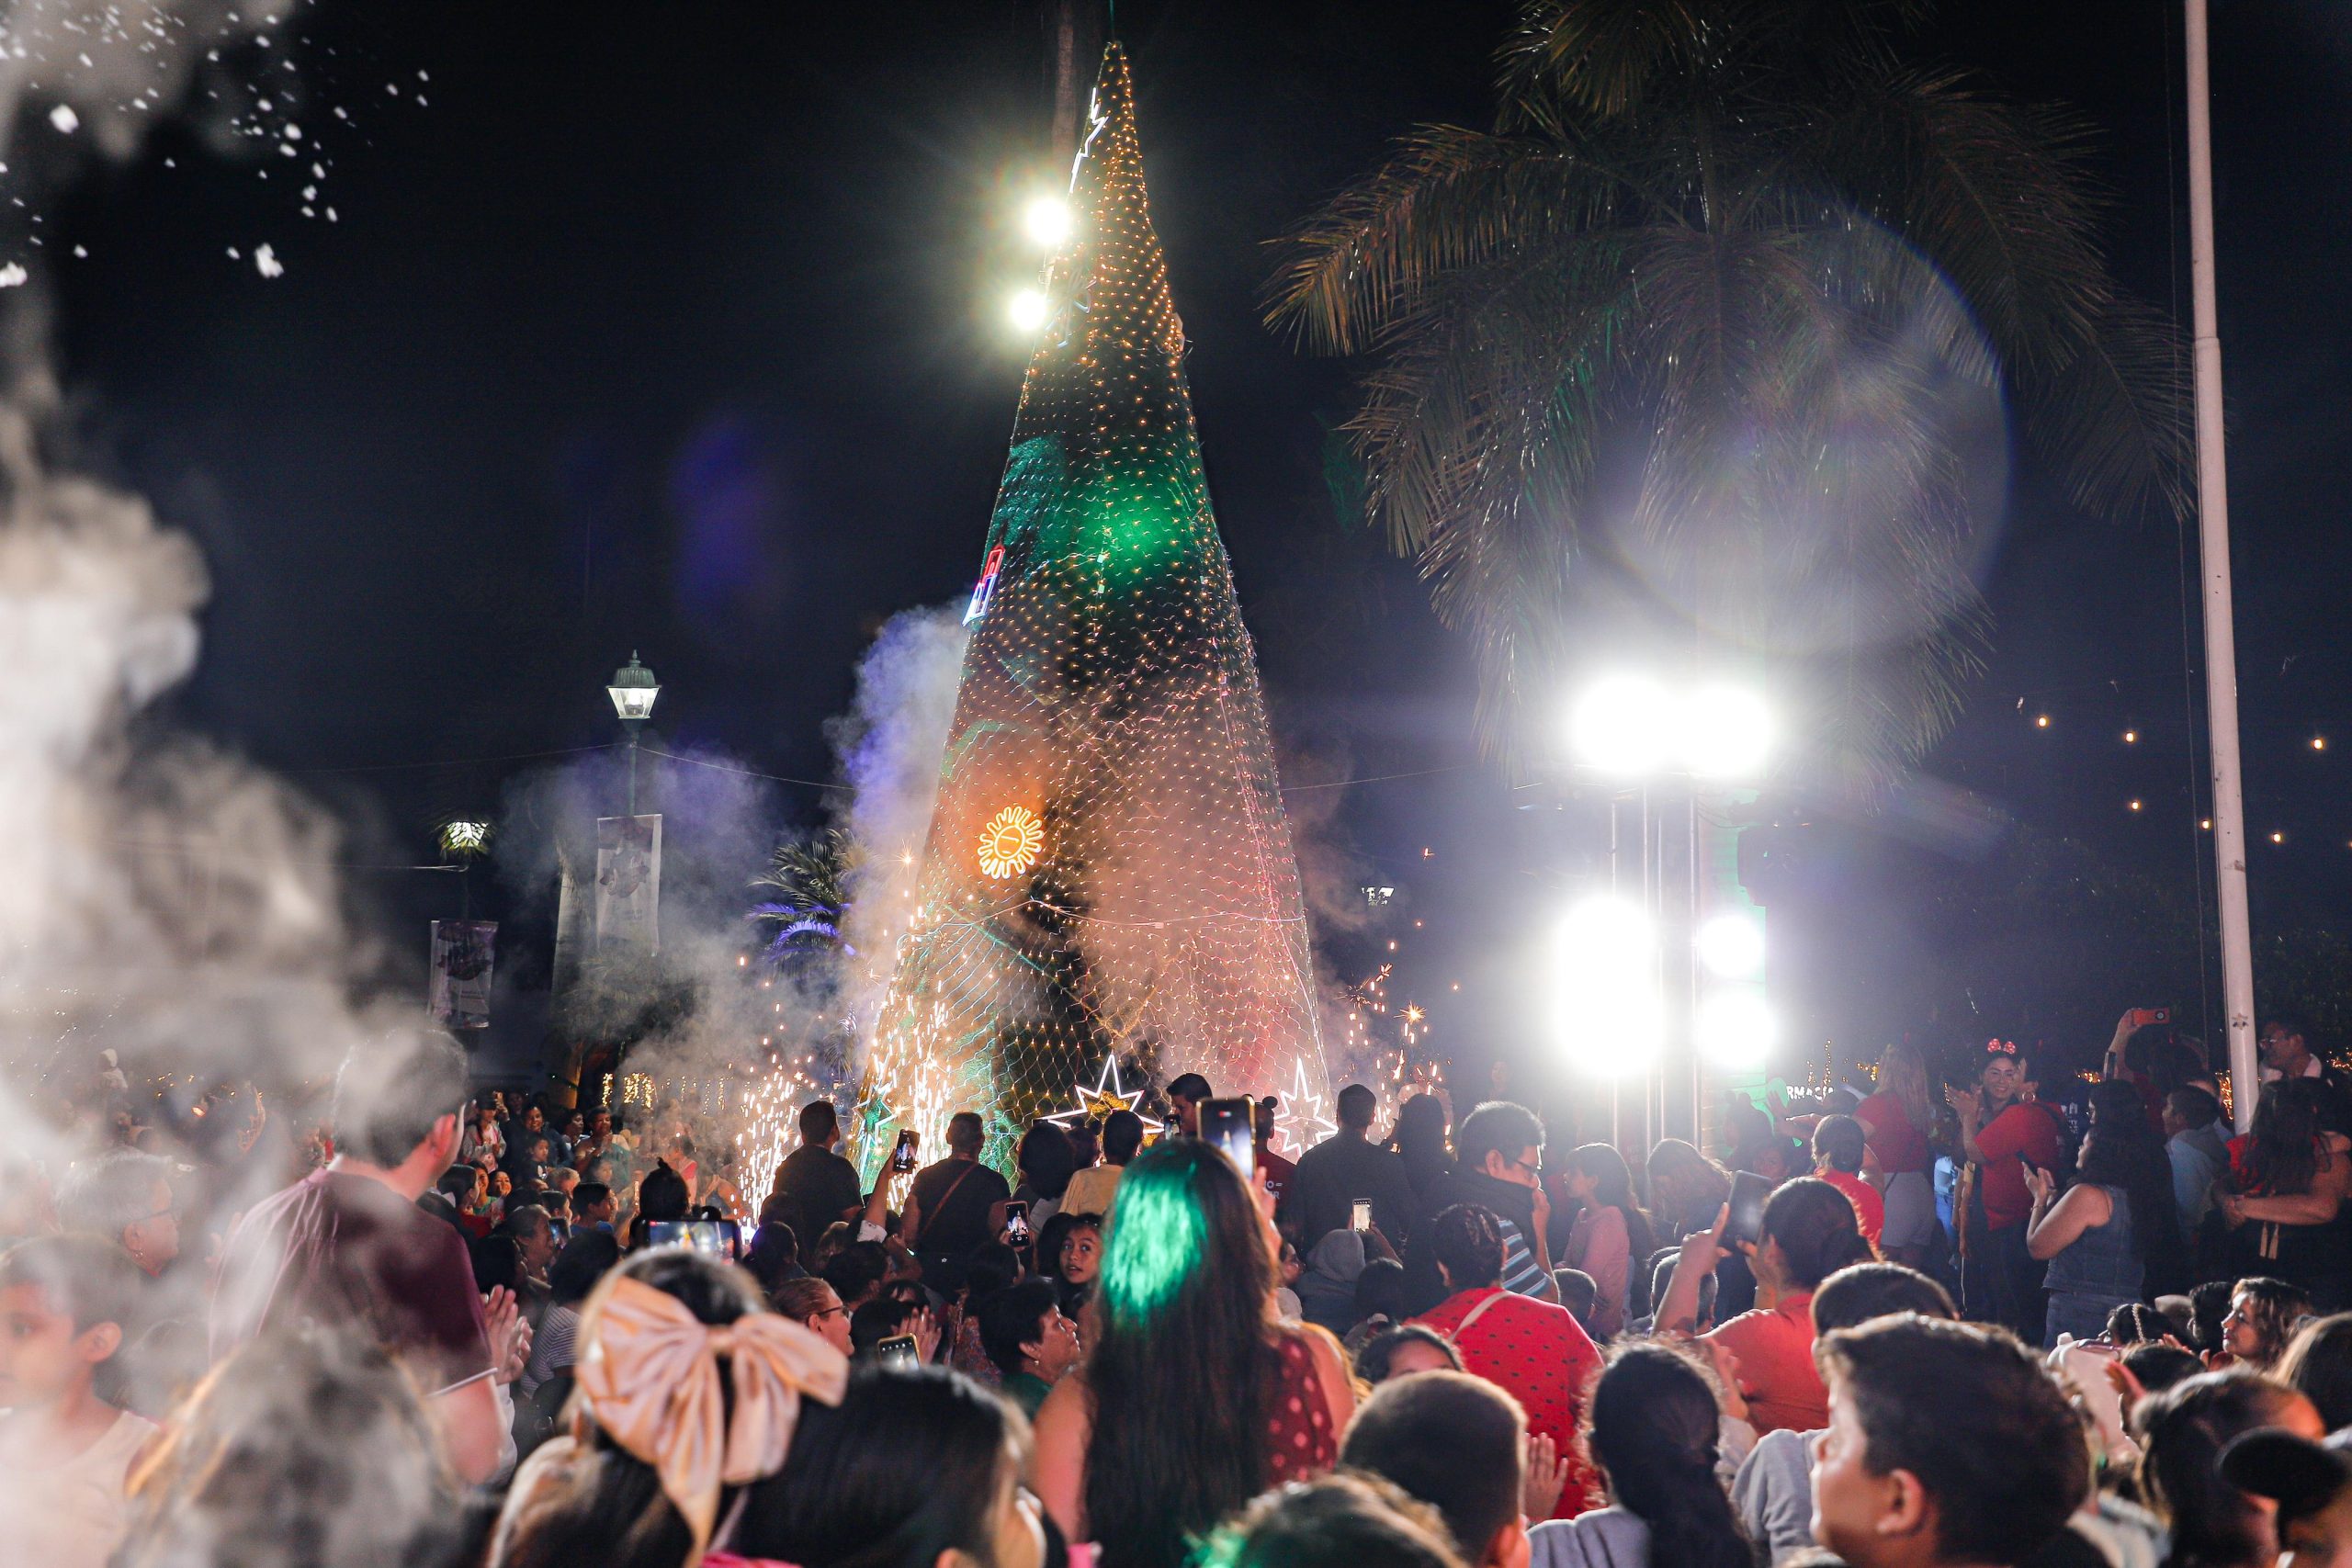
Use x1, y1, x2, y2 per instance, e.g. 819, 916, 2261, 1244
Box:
7, 1007, 2352, 1568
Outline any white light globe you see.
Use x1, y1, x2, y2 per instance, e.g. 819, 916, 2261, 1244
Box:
1008, 288, 1051, 332
1571, 675, 1675, 774
1023, 195, 1073, 247
1680, 684, 1772, 778
1694, 914, 1765, 979
1696, 991, 1778, 1067
1555, 896, 1664, 1077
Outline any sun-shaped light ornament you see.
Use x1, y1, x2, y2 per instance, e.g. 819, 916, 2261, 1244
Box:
977, 806, 1045, 879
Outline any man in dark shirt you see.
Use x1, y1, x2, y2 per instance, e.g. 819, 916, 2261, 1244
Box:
1279, 1083, 1418, 1250
1401, 1100, 1557, 1314
769, 1101, 865, 1267
210, 1029, 514, 1485
903, 1111, 1011, 1292
1166, 1073, 1212, 1136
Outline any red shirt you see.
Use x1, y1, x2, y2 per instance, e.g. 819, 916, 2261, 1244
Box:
1415, 1287, 1603, 1517
1706, 1289, 1824, 1435
1819, 1169, 1885, 1246
1975, 1102, 2065, 1230
1853, 1091, 1929, 1176
1263, 1328, 1339, 1484
1259, 1148, 1298, 1209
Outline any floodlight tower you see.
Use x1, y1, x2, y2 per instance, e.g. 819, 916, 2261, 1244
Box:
1561, 675, 1774, 1148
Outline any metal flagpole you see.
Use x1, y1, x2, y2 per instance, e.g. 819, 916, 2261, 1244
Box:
2184, 0, 2260, 1130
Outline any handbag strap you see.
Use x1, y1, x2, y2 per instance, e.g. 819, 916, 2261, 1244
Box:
1446, 1289, 1510, 1346
915, 1159, 982, 1249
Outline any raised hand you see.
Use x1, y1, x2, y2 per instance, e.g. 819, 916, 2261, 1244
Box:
1521, 1430, 1569, 1520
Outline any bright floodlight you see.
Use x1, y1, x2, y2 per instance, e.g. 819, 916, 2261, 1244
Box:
1023, 195, 1072, 247
1680, 683, 1772, 778
1570, 675, 1675, 775
1695, 913, 1765, 980
1554, 895, 1663, 1077
1696, 991, 1777, 1067
1008, 288, 1051, 332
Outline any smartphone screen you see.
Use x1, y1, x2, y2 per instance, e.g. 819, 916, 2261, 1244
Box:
647, 1220, 743, 1260
1003, 1198, 1031, 1246
890, 1128, 919, 1174
1722, 1171, 1772, 1252
876, 1333, 919, 1368
1351, 1199, 1373, 1233
1202, 1096, 1255, 1184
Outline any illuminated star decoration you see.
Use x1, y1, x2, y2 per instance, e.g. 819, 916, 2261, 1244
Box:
977, 806, 1046, 879
1272, 1057, 1337, 1155
1046, 1055, 1163, 1136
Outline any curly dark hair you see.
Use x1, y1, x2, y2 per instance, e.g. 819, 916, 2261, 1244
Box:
1430, 1203, 1506, 1292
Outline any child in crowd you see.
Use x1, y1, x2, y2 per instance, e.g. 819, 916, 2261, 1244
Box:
0, 1236, 160, 1568
1814, 1315, 2088, 1568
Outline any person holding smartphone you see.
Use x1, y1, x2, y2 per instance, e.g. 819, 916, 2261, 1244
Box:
1653, 1179, 1873, 1433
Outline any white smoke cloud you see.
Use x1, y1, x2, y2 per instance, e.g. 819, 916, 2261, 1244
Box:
825, 604, 970, 1041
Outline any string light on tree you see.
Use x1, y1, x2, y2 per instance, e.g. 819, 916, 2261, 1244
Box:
856, 43, 1329, 1173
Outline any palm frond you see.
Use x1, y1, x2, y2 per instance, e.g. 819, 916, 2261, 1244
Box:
1264, 125, 1616, 355
2022, 296, 2192, 523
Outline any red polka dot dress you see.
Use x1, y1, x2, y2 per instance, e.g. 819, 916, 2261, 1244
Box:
1261, 1328, 1339, 1483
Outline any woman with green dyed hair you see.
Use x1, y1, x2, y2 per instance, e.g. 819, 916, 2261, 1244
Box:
1033, 1136, 1356, 1568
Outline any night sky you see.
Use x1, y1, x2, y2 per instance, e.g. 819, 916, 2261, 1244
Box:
39, 2, 2352, 1075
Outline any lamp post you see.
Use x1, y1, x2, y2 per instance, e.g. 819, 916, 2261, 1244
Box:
1561, 674, 1774, 1149
606, 652, 661, 814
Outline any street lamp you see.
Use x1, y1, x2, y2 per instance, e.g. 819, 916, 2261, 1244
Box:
607, 652, 660, 813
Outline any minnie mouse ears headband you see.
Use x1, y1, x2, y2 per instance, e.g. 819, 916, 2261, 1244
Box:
1985, 1039, 2019, 1057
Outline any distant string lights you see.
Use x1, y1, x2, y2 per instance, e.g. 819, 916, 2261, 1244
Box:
2020, 704, 2344, 844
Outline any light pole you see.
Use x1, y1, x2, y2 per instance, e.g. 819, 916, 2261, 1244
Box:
606, 652, 661, 814
1561, 674, 1774, 1148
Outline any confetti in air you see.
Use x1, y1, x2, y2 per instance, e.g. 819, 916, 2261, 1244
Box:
253, 243, 282, 277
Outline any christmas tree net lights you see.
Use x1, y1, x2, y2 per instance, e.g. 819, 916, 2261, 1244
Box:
855, 42, 1329, 1170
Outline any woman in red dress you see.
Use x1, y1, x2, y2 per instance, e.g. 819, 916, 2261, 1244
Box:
1033, 1137, 1354, 1568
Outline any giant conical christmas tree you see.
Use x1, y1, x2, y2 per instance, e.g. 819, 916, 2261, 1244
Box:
859, 42, 1327, 1165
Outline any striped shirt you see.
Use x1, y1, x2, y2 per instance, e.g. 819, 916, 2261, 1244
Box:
1498, 1215, 1549, 1296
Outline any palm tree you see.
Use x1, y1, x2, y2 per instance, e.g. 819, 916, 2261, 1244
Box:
748, 829, 852, 963
1269, 0, 2184, 796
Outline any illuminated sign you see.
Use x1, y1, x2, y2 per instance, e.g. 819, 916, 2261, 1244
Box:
965, 545, 1005, 625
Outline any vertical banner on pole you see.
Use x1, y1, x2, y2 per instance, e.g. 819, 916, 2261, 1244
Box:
594, 814, 662, 955
429, 919, 498, 1030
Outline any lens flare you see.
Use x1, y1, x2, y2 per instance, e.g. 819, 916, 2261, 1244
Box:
1008, 288, 1051, 332
1022, 195, 1072, 247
